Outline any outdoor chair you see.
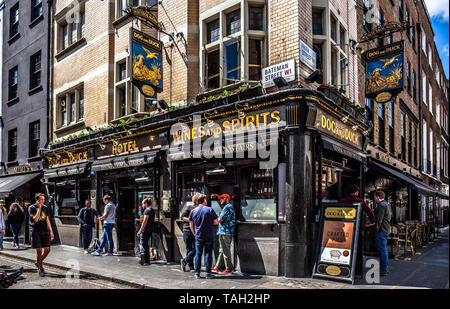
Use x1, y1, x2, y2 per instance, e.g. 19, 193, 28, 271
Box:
388, 225, 399, 254
397, 224, 416, 257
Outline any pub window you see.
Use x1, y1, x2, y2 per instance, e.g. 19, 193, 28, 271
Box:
408, 121, 413, 165
118, 61, 127, 81
401, 112, 406, 160
340, 27, 346, 50
249, 6, 264, 31
312, 10, 323, 35
406, 60, 411, 94
206, 19, 220, 44
206, 49, 220, 90
30, 51, 42, 90
31, 0, 43, 22
248, 39, 262, 81
8, 129, 18, 162
59, 4, 85, 52
413, 124, 417, 167
412, 70, 417, 102
224, 40, 240, 85
331, 48, 337, 86
10, 3, 19, 39
9, 66, 19, 100
411, 23, 416, 51
378, 102, 386, 149
399, 0, 404, 22
388, 100, 395, 154
70, 93, 76, 123
422, 74, 426, 104
71, 21, 77, 44
365, 98, 374, 141
429, 83, 432, 114
29, 121, 40, 158
80, 12, 85, 38
423, 122, 427, 173
61, 23, 69, 50
363, 0, 372, 33
313, 43, 323, 72
118, 85, 126, 118
330, 15, 337, 42
118, 0, 139, 18
60, 97, 67, 127
79, 89, 84, 120
131, 85, 139, 114
377, 7, 384, 47
406, 7, 410, 39
226, 9, 241, 36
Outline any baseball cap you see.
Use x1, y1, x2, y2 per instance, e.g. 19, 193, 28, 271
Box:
218, 194, 231, 200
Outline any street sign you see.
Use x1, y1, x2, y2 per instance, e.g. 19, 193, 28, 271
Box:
262, 59, 296, 88
300, 40, 316, 71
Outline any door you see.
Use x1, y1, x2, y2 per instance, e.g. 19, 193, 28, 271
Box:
118, 187, 136, 252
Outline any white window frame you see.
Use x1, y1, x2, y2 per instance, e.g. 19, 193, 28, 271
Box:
114, 58, 144, 119
57, 85, 84, 128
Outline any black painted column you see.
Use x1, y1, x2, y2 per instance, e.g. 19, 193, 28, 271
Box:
285, 128, 314, 278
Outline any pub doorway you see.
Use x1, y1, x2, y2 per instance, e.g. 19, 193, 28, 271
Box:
117, 180, 136, 253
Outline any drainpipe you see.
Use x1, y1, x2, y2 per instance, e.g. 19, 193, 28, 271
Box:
46, 0, 53, 149
417, 22, 423, 175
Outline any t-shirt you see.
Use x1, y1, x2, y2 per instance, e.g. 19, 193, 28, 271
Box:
143, 207, 155, 234
188, 205, 218, 242
104, 202, 116, 224
28, 205, 49, 233
217, 203, 236, 235
181, 204, 196, 234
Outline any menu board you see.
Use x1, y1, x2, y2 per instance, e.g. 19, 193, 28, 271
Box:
313, 203, 362, 284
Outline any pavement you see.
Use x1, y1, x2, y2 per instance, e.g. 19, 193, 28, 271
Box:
0, 228, 448, 289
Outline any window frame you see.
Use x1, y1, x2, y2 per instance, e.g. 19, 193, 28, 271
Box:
8, 129, 18, 163
31, 0, 43, 22
30, 51, 42, 90
9, 66, 19, 101
10, 3, 20, 39
29, 120, 41, 158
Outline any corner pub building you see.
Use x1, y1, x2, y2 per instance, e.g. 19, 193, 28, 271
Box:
42, 86, 370, 277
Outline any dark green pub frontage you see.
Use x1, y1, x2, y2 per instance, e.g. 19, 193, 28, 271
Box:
42, 86, 370, 277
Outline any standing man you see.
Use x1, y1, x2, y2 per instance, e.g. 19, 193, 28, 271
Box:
189, 195, 218, 279
371, 190, 392, 276
77, 200, 99, 254
180, 193, 200, 272
211, 194, 236, 274
92, 195, 116, 256
28, 193, 54, 277
340, 184, 375, 225
137, 198, 156, 266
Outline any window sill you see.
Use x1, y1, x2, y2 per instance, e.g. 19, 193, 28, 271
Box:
112, 14, 132, 27
54, 120, 86, 134
6, 161, 19, 168
8, 33, 20, 45
29, 15, 44, 29
29, 85, 43, 96
7, 97, 19, 106
55, 38, 87, 60
28, 156, 42, 163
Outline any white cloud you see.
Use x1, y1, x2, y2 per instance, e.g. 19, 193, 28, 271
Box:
424, 0, 449, 21
443, 44, 449, 57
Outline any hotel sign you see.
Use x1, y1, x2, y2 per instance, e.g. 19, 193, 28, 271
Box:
95, 132, 161, 160
314, 109, 363, 150
364, 41, 404, 103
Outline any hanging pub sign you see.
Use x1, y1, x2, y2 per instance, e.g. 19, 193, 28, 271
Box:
312, 202, 362, 284
127, 6, 161, 30
364, 41, 404, 103
130, 28, 163, 98
360, 22, 409, 43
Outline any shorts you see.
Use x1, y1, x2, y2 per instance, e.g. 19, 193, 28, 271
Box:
31, 231, 51, 249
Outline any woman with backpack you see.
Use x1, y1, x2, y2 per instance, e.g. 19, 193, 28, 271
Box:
7, 203, 25, 249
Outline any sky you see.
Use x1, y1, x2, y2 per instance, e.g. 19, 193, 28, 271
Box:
424, 0, 449, 78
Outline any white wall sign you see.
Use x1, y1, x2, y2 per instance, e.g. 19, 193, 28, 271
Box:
300, 40, 316, 71
262, 59, 296, 88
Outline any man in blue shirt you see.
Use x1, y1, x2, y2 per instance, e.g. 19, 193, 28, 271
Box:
189, 195, 218, 279
77, 200, 99, 254
211, 194, 236, 274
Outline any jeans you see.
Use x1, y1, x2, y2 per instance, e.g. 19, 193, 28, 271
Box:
97, 223, 114, 253
374, 231, 389, 272
215, 234, 233, 270
139, 232, 152, 263
80, 225, 94, 250
182, 232, 195, 267
0, 232, 3, 249
10, 223, 22, 246
194, 238, 214, 275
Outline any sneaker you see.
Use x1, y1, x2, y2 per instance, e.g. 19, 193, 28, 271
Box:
180, 259, 187, 272
39, 269, 45, 277
84, 250, 89, 254
211, 267, 219, 273
219, 269, 233, 275
205, 273, 214, 279
142, 262, 150, 266
194, 273, 200, 279
102, 253, 113, 256
92, 251, 101, 256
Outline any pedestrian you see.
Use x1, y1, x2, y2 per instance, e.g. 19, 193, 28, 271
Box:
189, 194, 218, 279
0, 203, 6, 250
7, 203, 25, 248
137, 198, 156, 266
211, 194, 236, 275
92, 195, 116, 256
77, 200, 99, 254
340, 184, 375, 226
28, 193, 55, 277
370, 190, 392, 276
180, 192, 201, 272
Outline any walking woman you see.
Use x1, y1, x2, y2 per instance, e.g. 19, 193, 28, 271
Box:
7, 203, 25, 248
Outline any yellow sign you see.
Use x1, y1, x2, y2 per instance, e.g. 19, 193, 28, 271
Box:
324, 207, 357, 219
317, 114, 360, 147
325, 265, 341, 276
49, 151, 88, 168
112, 140, 139, 155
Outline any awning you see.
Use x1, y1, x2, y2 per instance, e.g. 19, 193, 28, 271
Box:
322, 136, 366, 163
370, 161, 445, 197
92, 151, 157, 172
44, 163, 89, 179
406, 175, 449, 200
0, 172, 42, 195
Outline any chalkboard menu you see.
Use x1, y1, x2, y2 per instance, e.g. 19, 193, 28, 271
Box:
312, 202, 362, 284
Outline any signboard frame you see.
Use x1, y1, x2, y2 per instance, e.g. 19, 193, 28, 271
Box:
262, 59, 296, 88
300, 40, 316, 71
312, 202, 363, 284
